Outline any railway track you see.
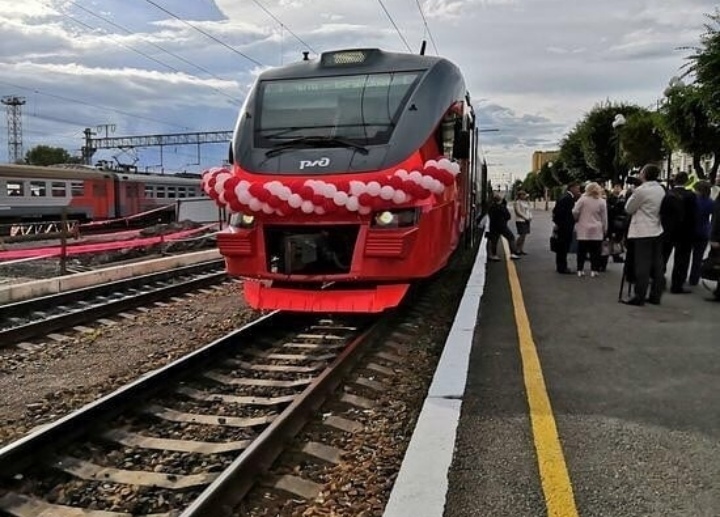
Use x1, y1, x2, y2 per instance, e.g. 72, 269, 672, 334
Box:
0, 311, 385, 516
0, 260, 227, 348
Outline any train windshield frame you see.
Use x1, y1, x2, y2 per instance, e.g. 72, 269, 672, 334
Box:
254, 71, 422, 148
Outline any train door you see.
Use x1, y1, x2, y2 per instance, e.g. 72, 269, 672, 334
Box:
113, 175, 122, 218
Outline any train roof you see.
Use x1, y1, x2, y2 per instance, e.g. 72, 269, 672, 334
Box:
0, 163, 201, 184
258, 48, 451, 81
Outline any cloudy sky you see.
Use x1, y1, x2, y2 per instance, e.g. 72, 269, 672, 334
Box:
0, 0, 715, 183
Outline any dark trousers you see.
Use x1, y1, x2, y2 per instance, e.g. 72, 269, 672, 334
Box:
577, 240, 603, 272
555, 233, 572, 272
663, 239, 693, 291
489, 227, 518, 256
631, 236, 665, 301
688, 240, 708, 285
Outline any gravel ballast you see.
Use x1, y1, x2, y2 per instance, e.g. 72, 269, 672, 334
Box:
0, 282, 261, 447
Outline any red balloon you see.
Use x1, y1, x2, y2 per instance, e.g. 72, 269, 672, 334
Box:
249, 183, 264, 197
225, 176, 240, 191
268, 195, 283, 208
335, 180, 350, 193
289, 180, 304, 192
300, 186, 314, 199
358, 193, 373, 206
312, 195, 325, 206
389, 176, 404, 189
229, 200, 243, 212
324, 199, 338, 213
256, 188, 271, 203
417, 187, 432, 199
224, 189, 238, 202
372, 197, 385, 210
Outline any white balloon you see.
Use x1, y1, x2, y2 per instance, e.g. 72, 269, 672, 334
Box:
421, 175, 435, 189
392, 190, 407, 204
437, 158, 453, 170
349, 181, 365, 196
324, 183, 338, 196
409, 170, 423, 182
249, 198, 263, 212
262, 203, 274, 214
237, 180, 250, 191
366, 181, 381, 196
314, 206, 326, 215
380, 185, 395, 200
288, 194, 303, 208
333, 191, 349, 206
346, 196, 359, 212
394, 168, 408, 178
358, 205, 372, 215
301, 201, 314, 213
238, 190, 252, 204
425, 160, 438, 169
218, 192, 227, 205
450, 162, 461, 175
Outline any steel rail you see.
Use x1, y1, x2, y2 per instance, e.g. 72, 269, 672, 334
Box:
181, 316, 388, 517
0, 260, 226, 346
0, 310, 283, 476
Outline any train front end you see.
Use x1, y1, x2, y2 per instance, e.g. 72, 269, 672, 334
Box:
203, 48, 476, 313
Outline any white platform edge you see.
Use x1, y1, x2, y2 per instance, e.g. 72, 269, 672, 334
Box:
383, 235, 488, 517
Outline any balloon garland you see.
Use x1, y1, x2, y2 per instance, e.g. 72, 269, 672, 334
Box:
201, 158, 461, 216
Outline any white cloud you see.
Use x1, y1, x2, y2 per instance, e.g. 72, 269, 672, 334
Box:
0, 0, 715, 174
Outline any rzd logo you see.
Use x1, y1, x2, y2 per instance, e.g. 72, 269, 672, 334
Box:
299, 157, 330, 170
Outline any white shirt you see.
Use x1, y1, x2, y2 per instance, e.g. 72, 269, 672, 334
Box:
514, 199, 532, 222
624, 181, 665, 239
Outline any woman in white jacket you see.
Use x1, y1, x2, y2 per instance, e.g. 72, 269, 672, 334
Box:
513, 190, 532, 255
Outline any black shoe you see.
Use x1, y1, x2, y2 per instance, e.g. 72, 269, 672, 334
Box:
557, 270, 573, 275
646, 298, 661, 305
519, 251, 529, 255
706, 297, 720, 303
622, 298, 645, 306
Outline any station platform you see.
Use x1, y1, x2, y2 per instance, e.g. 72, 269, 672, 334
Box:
384, 209, 720, 517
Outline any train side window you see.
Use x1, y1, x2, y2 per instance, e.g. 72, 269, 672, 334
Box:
6, 181, 23, 196
156, 186, 166, 198
144, 185, 154, 197
30, 181, 47, 197
166, 187, 176, 197
71, 182, 84, 196
51, 182, 67, 197
177, 187, 187, 198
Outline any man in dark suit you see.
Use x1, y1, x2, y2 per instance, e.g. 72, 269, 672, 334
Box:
662, 171, 698, 293
552, 181, 581, 274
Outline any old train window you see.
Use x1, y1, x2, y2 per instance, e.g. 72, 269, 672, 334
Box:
30, 181, 47, 197
51, 182, 67, 197
6, 181, 23, 196
71, 182, 84, 196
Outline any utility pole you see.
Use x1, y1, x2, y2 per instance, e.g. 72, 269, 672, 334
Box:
2, 96, 26, 163
82, 127, 97, 165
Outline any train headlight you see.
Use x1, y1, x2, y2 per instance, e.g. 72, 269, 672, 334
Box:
371, 208, 419, 228
230, 213, 256, 229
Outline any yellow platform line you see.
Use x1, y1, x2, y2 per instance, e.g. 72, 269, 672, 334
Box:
503, 240, 580, 517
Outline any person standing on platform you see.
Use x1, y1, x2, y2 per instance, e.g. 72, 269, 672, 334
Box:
688, 181, 714, 286
708, 192, 720, 301
552, 181, 581, 274
487, 194, 521, 261
572, 182, 608, 277
623, 164, 666, 306
662, 171, 699, 294
513, 190, 532, 255
607, 182, 628, 264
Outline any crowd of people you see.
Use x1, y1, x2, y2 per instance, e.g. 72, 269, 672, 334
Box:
485, 165, 720, 305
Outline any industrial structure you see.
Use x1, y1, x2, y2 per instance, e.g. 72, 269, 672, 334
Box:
2, 96, 26, 164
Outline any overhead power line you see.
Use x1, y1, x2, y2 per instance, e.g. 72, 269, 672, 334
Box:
65, 0, 241, 103
141, 0, 265, 67
376, 0, 413, 52
51, 2, 241, 105
414, 0, 439, 55
249, 0, 317, 54
0, 80, 192, 130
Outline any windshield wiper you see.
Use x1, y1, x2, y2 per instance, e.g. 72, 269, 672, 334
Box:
264, 136, 369, 157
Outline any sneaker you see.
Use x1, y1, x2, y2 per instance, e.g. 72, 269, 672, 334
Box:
489, 256, 501, 262
590, 271, 599, 278
510, 254, 521, 260
577, 271, 585, 277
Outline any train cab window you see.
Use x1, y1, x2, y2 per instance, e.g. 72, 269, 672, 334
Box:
156, 186, 166, 198
51, 182, 67, 197
71, 182, 84, 196
6, 181, 23, 197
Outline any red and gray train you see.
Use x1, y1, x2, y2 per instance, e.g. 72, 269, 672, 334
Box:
203, 47, 485, 313
0, 163, 203, 225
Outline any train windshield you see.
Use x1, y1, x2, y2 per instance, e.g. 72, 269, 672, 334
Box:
256, 71, 421, 148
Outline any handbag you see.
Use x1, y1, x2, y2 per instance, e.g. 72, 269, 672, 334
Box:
601, 239, 611, 257
700, 252, 720, 281
610, 241, 625, 255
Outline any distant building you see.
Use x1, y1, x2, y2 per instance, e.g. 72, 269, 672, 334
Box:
531, 150, 560, 172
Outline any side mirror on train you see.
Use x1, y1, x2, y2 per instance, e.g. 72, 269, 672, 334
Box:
453, 130, 470, 160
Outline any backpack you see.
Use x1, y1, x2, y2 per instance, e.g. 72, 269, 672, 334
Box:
660, 189, 685, 236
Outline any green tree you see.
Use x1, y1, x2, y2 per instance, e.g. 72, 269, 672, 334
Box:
620, 110, 668, 170
25, 145, 72, 166
559, 124, 595, 182
521, 172, 544, 199
578, 101, 643, 183
685, 10, 720, 123
661, 82, 720, 181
